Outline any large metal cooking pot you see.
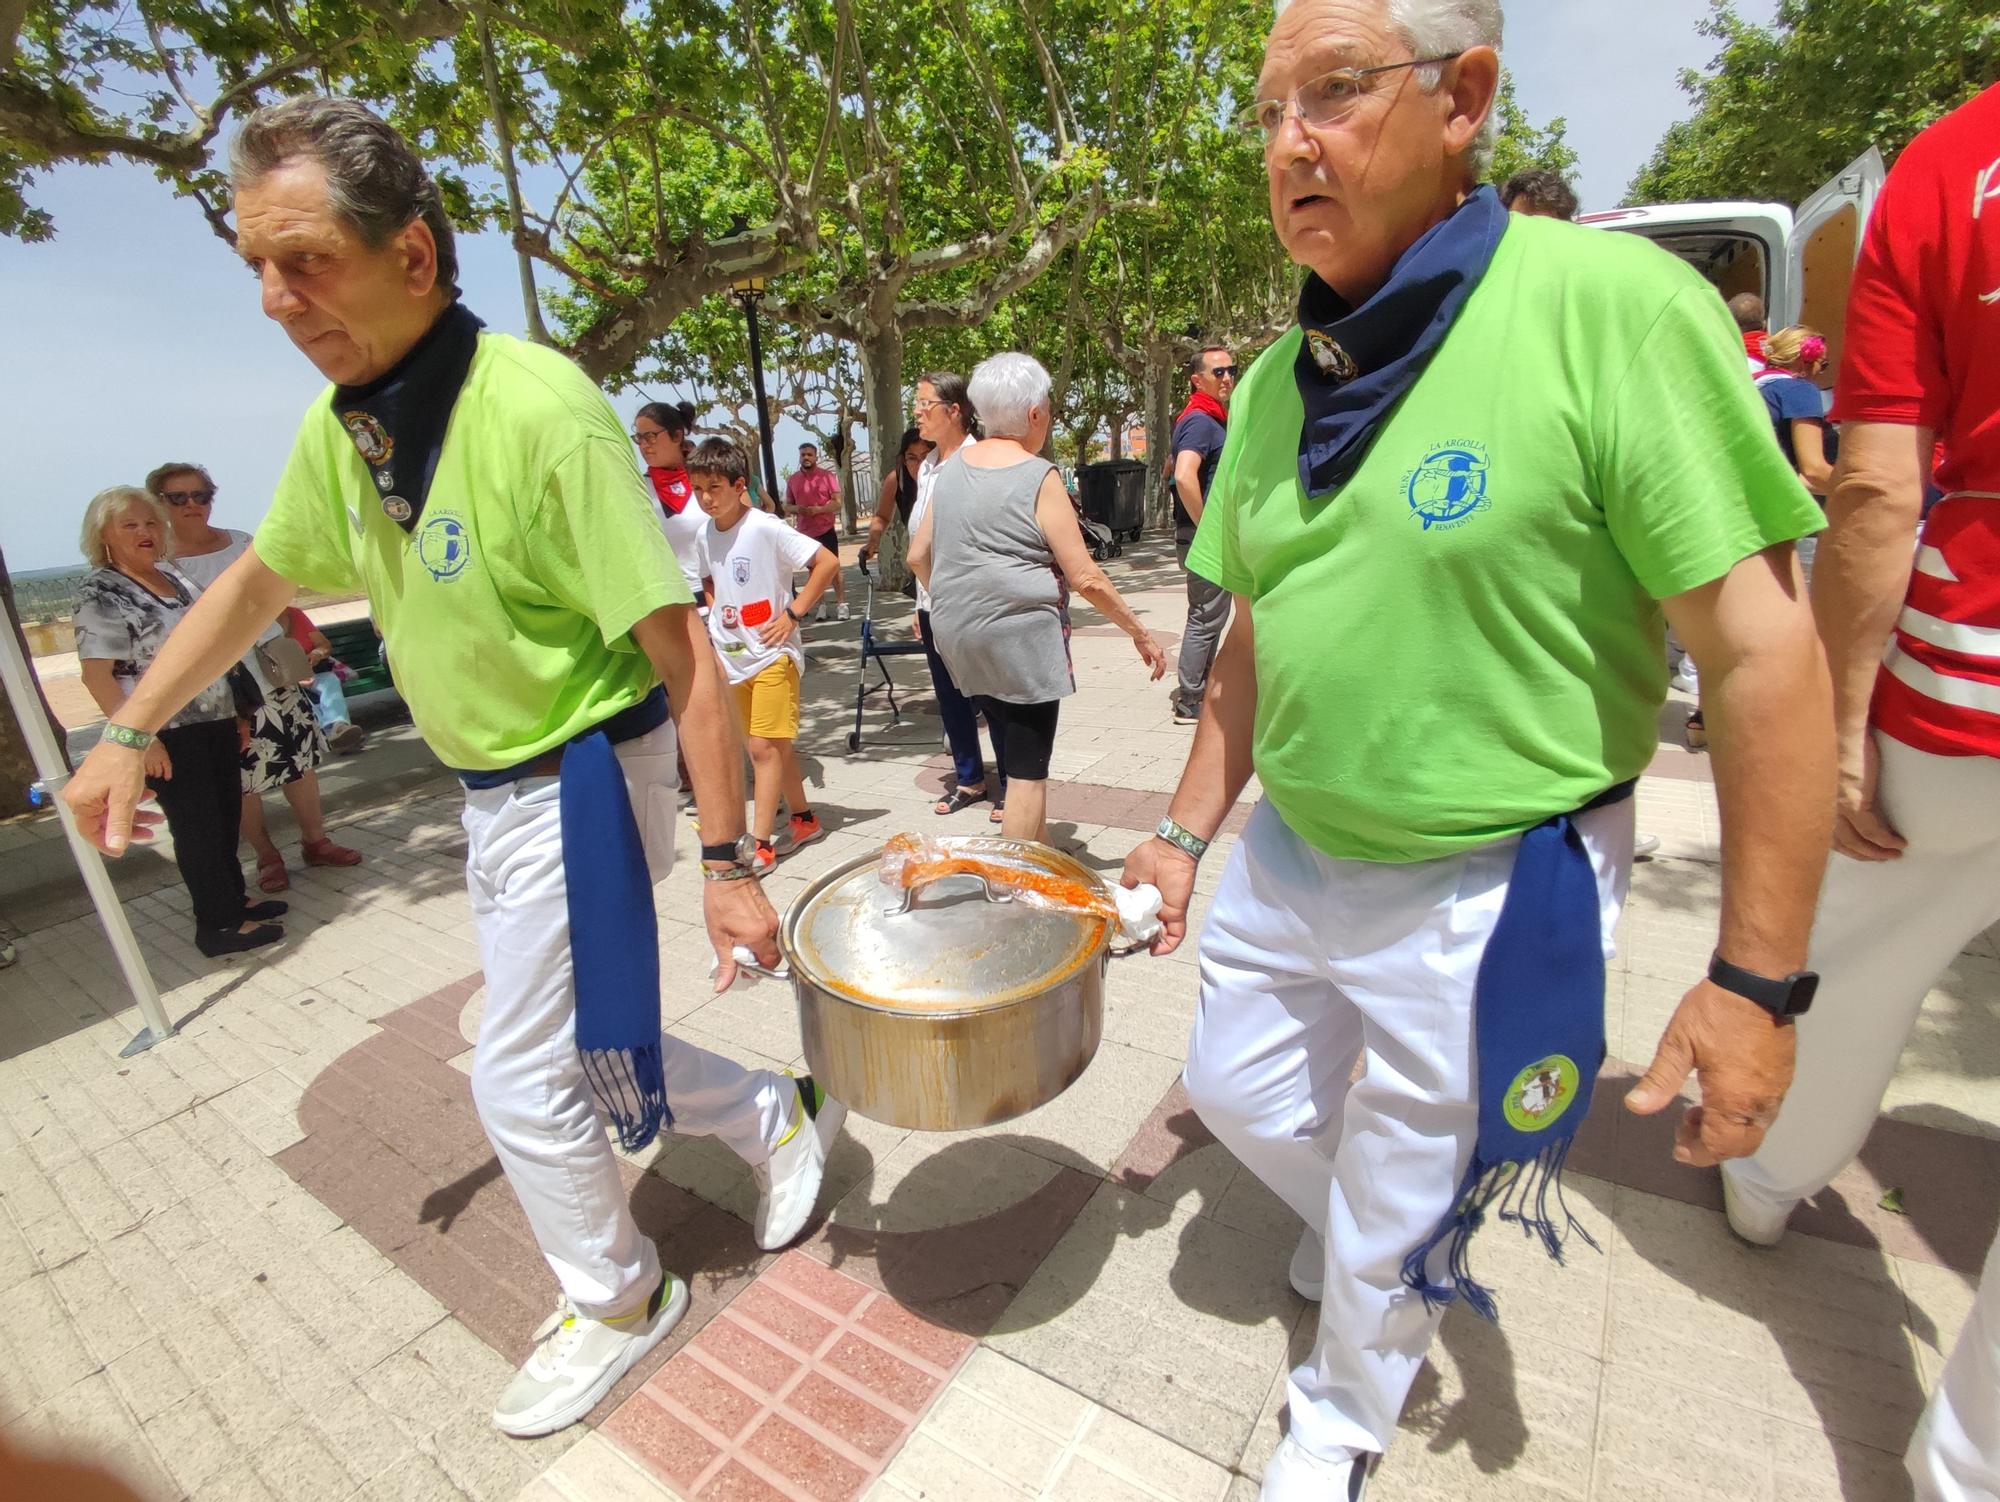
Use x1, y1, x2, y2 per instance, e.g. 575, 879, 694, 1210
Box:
768, 836, 1137, 1131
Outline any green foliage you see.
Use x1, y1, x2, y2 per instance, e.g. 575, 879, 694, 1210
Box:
1487, 71, 1580, 190
1625, 0, 1997, 206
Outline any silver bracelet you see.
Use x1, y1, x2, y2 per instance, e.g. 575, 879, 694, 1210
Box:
1155, 816, 1210, 862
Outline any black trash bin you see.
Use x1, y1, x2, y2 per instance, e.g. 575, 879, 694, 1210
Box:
1077, 460, 1148, 542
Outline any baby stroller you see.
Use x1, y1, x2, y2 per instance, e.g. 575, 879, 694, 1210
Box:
847, 554, 929, 753
1072, 492, 1123, 561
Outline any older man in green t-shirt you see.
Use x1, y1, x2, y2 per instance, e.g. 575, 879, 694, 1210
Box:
63, 99, 844, 1441
1119, 3, 1833, 1497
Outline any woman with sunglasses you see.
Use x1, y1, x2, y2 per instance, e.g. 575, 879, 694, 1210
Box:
632, 401, 707, 594
146, 463, 363, 894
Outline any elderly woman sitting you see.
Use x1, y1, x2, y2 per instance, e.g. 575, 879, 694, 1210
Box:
71, 487, 285, 957
910, 353, 1165, 842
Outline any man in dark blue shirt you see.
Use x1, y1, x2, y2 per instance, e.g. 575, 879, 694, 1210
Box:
1169, 344, 1236, 722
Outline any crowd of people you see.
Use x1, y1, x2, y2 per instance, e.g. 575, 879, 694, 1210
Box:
44, 0, 2000, 1497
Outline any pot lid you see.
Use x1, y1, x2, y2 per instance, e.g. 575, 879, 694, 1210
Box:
783, 837, 1111, 1014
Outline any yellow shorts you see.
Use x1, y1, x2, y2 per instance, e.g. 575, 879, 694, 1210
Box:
732, 657, 802, 740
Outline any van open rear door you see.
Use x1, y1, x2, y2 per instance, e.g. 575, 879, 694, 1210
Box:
1790, 148, 1887, 381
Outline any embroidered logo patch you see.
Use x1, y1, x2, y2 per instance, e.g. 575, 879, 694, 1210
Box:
732, 557, 752, 586
341, 411, 394, 467
416, 513, 471, 582
1306, 329, 1359, 384
1404, 442, 1492, 530
1503, 1055, 1580, 1134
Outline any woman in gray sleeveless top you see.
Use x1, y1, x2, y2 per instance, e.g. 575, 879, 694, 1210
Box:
912, 353, 1166, 842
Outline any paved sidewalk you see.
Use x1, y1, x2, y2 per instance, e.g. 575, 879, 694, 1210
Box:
0, 538, 1993, 1502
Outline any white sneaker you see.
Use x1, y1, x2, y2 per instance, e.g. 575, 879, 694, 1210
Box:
1289, 1227, 1324, 1302
492, 1274, 689, 1437
836, 603, 852, 622
753, 1078, 847, 1250
1633, 833, 1662, 860
1261, 1437, 1371, 1501
1670, 666, 1700, 694
1720, 1167, 1791, 1248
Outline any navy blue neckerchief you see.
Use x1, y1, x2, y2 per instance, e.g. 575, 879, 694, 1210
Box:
1295, 185, 1508, 499
455, 687, 676, 1150
1401, 778, 1635, 1322
333, 302, 484, 533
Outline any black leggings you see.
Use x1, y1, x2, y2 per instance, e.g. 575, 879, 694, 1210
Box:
972, 697, 1061, 782
149, 719, 247, 934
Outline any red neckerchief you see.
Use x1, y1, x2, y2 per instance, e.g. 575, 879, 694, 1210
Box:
1177, 389, 1228, 427
648, 466, 691, 515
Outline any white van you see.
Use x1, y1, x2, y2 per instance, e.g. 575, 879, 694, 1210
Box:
1578, 149, 1887, 379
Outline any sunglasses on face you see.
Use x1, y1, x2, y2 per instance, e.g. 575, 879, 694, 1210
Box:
1208, 366, 1240, 381
161, 488, 216, 506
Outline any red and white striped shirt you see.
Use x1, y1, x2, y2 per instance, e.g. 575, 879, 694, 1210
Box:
1834, 84, 2000, 758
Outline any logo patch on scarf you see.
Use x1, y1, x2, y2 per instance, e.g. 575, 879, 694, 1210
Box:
1502, 1055, 1580, 1133
341, 411, 394, 467
1405, 442, 1492, 530
1306, 329, 1359, 384
416, 512, 471, 582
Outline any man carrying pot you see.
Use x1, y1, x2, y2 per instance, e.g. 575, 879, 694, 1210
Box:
61, 98, 845, 1440
1119, 2, 1833, 1496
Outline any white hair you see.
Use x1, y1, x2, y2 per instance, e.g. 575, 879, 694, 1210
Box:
80, 486, 173, 570
968, 352, 1052, 440
1274, 0, 1505, 181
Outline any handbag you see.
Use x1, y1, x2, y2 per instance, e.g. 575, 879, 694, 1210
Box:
255, 633, 314, 686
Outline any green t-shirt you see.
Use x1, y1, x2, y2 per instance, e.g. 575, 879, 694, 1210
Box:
255, 331, 691, 771
1187, 215, 1822, 863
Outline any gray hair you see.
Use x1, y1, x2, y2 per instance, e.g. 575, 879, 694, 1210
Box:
968, 353, 1053, 439
1274, 0, 1504, 180
80, 486, 173, 570
231, 97, 460, 298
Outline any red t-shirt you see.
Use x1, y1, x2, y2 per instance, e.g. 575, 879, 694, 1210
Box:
785, 466, 840, 536
1834, 83, 2000, 758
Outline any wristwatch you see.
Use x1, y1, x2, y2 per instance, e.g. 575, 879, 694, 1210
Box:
785, 604, 805, 624
100, 723, 155, 752
700, 834, 759, 882
1707, 952, 1819, 1018
1154, 816, 1210, 863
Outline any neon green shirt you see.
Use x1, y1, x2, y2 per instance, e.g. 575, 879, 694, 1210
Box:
254, 331, 691, 771
1187, 215, 1823, 863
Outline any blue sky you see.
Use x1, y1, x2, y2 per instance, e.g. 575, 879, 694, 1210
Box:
0, 0, 1773, 572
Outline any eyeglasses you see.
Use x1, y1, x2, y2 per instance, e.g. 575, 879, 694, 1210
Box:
160, 488, 216, 506
1208, 365, 1240, 381
1235, 54, 1464, 141
631, 429, 665, 445
911, 399, 941, 414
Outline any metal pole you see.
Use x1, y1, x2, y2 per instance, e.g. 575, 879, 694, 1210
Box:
741, 291, 782, 507
0, 622, 174, 1055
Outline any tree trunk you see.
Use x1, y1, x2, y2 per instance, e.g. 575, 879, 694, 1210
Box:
0, 548, 69, 818
477, 18, 552, 346
1143, 359, 1175, 527
858, 323, 908, 587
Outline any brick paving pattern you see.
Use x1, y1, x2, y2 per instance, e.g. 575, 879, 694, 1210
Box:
0, 539, 1993, 1502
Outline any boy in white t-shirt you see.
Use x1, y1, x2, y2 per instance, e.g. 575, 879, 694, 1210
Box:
689, 438, 839, 872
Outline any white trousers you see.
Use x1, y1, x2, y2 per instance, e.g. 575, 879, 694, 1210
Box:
1185, 798, 1632, 1462
1722, 735, 2000, 1501
460, 721, 792, 1321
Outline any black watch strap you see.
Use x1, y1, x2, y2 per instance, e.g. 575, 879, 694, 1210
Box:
700, 839, 741, 864
1707, 952, 1819, 1018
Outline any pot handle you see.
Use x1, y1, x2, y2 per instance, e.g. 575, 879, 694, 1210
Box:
727, 945, 792, 980
885, 872, 1017, 916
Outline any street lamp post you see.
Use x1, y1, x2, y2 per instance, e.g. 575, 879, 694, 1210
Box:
731, 272, 782, 509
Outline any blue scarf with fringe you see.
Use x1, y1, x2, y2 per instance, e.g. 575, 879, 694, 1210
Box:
459, 687, 674, 1150
1294, 185, 1508, 499
1400, 781, 1633, 1321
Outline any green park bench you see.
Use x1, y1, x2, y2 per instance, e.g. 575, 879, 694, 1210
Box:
318, 618, 397, 701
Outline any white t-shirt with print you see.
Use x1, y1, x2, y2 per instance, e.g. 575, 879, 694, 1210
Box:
698, 507, 823, 684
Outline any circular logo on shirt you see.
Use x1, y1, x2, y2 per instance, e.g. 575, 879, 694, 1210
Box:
416, 512, 471, 582
721, 604, 740, 629
1503, 1055, 1581, 1134
1405, 442, 1492, 531
340, 410, 394, 467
